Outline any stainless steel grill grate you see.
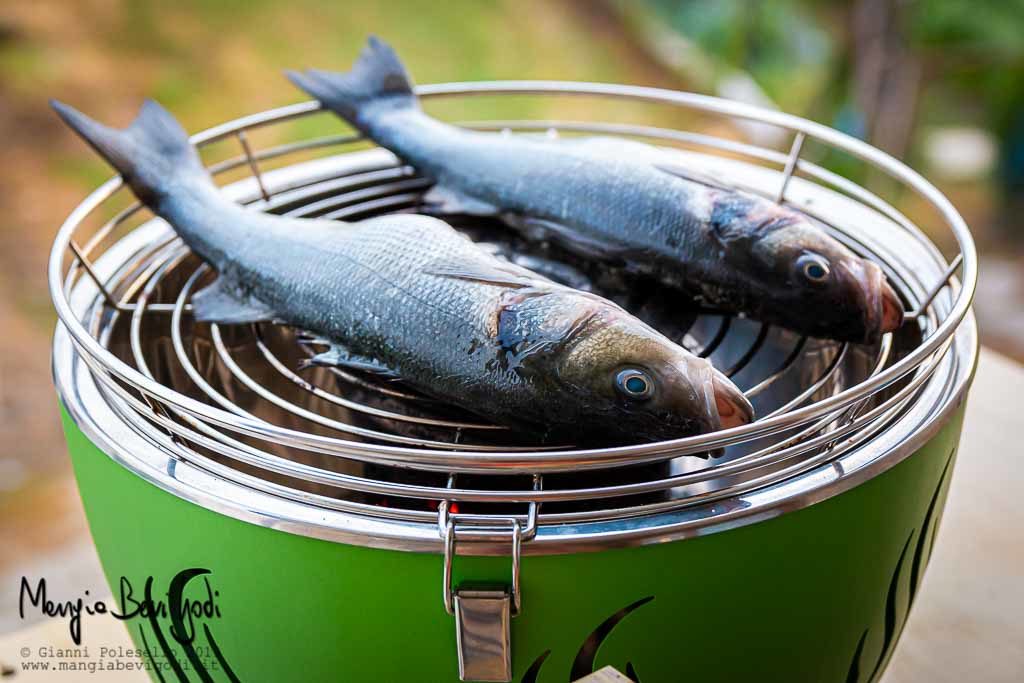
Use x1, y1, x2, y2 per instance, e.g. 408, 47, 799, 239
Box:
50, 82, 975, 538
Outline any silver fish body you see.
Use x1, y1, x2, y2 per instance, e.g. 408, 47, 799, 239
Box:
290, 37, 904, 344
51, 99, 753, 445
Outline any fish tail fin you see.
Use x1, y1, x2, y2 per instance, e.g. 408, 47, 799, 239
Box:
286, 35, 416, 132
50, 98, 210, 207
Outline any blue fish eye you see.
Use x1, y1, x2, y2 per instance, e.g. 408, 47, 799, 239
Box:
616, 369, 654, 399
797, 254, 830, 284
626, 376, 647, 393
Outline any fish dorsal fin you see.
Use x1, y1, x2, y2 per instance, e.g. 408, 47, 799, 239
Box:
655, 162, 737, 193
424, 259, 542, 289
191, 278, 277, 324
505, 252, 593, 291
420, 185, 498, 217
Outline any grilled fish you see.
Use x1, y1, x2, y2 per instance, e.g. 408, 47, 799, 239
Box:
51, 99, 753, 445
289, 37, 904, 344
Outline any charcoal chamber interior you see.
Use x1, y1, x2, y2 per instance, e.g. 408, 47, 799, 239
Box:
50, 82, 977, 555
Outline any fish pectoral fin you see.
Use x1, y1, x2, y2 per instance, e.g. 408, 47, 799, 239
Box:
507, 215, 631, 262
654, 162, 737, 192
301, 343, 401, 379
506, 253, 593, 291
420, 185, 498, 216
191, 279, 277, 324
425, 259, 541, 289
471, 243, 593, 289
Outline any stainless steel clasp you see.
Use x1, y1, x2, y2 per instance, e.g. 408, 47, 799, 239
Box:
440, 476, 540, 682
453, 586, 513, 683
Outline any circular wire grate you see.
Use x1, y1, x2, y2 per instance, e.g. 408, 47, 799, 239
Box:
51, 83, 974, 532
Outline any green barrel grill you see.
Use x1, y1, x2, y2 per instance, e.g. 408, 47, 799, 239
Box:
50, 83, 977, 683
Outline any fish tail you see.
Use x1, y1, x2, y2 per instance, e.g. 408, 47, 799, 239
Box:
50, 98, 210, 209
286, 35, 416, 133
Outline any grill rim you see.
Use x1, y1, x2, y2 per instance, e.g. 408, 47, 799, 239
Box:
53, 299, 976, 555
49, 81, 978, 553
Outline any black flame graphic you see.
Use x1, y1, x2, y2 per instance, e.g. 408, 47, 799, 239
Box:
522, 595, 655, 682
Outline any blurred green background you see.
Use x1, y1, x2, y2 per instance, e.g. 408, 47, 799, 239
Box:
1, 0, 1022, 633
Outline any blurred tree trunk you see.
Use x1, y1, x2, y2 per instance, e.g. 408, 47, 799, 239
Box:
852, 0, 922, 161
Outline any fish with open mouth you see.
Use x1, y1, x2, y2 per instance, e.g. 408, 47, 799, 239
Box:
51, 99, 754, 446
288, 37, 904, 345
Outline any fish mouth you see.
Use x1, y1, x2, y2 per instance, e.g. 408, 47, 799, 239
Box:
710, 368, 755, 429
842, 259, 904, 343
680, 359, 754, 434
879, 281, 904, 333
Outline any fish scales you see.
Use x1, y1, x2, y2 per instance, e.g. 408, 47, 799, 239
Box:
174, 203, 543, 414
366, 112, 710, 266
290, 37, 906, 344
51, 98, 754, 443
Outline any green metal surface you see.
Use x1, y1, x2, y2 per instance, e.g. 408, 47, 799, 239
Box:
60, 404, 964, 683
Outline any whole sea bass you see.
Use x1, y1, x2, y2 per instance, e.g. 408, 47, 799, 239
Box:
289, 37, 904, 344
51, 99, 753, 445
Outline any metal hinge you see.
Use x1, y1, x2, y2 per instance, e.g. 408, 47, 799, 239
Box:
440, 476, 540, 682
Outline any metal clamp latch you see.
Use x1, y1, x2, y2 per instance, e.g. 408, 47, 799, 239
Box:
440, 477, 539, 683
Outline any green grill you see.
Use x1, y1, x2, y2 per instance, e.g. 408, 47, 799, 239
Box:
50, 83, 977, 683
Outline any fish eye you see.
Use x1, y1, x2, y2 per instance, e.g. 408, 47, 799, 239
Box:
796, 253, 830, 285
615, 368, 654, 400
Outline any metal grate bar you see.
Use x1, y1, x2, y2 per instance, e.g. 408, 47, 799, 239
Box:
69, 239, 124, 310
237, 130, 271, 202
909, 253, 964, 320
775, 132, 806, 203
